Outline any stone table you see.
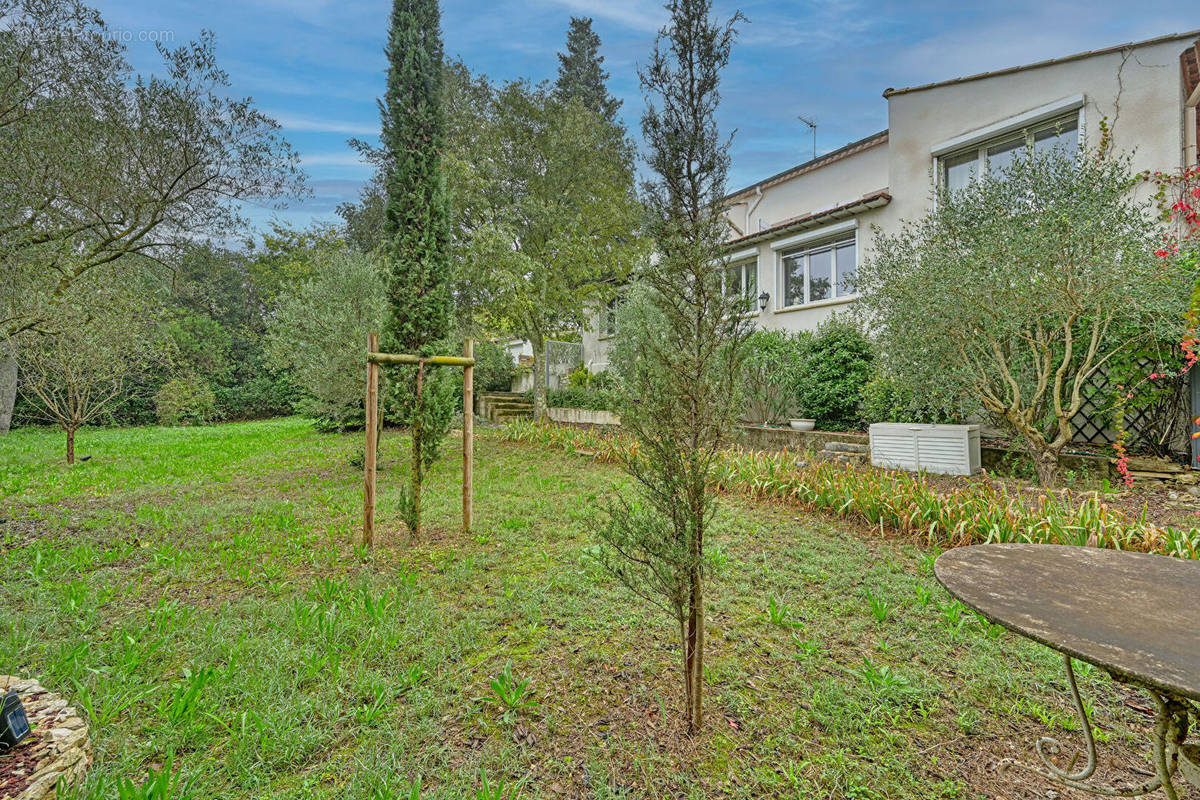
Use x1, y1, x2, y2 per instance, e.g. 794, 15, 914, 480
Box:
936, 544, 1200, 799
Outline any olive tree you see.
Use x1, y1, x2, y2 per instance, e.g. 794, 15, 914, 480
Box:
16, 271, 171, 463
859, 146, 1188, 486
266, 249, 386, 430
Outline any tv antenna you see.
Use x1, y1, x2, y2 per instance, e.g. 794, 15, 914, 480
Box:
797, 115, 817, 161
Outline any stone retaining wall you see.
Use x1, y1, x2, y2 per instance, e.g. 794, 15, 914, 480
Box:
0, 677, 90, 800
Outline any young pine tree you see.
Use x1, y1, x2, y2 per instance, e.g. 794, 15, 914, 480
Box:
597, 0, 748, 733
380, 0, 456, 538
553, 17, 621, 124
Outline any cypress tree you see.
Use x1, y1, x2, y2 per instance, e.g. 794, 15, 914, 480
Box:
380, 0, 454, 538
553, 17, 622, 123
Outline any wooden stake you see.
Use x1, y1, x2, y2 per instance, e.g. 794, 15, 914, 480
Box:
362, 332, 379, 547
463, 338, 474, 534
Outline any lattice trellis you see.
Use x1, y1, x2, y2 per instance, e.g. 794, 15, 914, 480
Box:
1071, 357, 1190, 461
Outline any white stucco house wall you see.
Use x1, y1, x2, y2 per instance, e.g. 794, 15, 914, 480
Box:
581, 29, 1200, 372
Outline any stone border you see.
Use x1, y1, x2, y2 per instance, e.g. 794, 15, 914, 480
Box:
0, 677, 90, 800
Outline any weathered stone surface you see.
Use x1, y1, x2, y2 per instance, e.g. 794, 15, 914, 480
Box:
0, 676, 91, 800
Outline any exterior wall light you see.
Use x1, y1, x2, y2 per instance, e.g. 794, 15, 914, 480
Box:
758, 291, 770, 312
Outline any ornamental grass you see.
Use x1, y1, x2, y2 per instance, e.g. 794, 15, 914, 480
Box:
502, 420, 1200, 560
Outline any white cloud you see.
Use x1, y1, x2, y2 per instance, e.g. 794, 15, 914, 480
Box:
270, 112, 378, 136
540, 0, 667, 33
300, 152, 373, 168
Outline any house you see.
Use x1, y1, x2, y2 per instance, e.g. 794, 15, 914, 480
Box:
582, 30, 1200, 374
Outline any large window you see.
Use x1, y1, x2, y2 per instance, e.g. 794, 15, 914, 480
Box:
940, 114, 1079, 189
723, 259, 758, 313
780, 237, 856, 308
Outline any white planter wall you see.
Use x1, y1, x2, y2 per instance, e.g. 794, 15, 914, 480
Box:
547, 407, 621, 426
869, 423, 981, 476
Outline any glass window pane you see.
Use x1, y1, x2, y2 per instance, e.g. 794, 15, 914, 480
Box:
743, 262, 757, 312
1034, 117, 1079, 156
835, 243, 856, 296
943, 151, 978, 192
723, 265, 739, 300
809, 249, 832, 302
986, 135, 1024, 178
783, 253, 804, 307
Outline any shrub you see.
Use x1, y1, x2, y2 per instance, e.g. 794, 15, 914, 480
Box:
791, 318, 874, 431
155, 377, 220, 426
473, 340, 517, 392
861, 368, 964, 426
742, 330, 809, 425
544, 386, 616, 411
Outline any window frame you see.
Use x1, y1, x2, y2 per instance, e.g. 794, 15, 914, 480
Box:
721, 257, 759, 315
775, 232, 858, 312
935, 110, 1083, 190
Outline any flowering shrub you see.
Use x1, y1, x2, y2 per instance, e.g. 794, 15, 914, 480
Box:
1111, 167, 1200, 485
501, 420, 1200, 560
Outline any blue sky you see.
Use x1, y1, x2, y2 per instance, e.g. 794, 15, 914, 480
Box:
95, 0, 1198, 236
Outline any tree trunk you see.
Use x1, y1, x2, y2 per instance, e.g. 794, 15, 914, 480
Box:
411, 361, 425, 539
65, 426, 76, 465
687, 567, 704, 732
531, 334, 548, 421
0, 337, 15, 435
1026, 438, 1064, 488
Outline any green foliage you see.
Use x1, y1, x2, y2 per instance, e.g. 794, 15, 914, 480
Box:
15, 270, 172, 461
155, 378, 219, 427
597, 0, 746, 733
507, 421, 1200, 560
859, 144, 1184, 485
544, 386, 616, 411
742, 330, 809, 425
1, 10, 303, 339
473, 340, 517, 393
478, 661, 539, 723
266, 248, 386, 431
790, 318, 874, 431
380, 0, 452, 358
456, 77, 644, 418
553, 16, 621, 123
379, 0, 456, 536
861, 370, 928, 425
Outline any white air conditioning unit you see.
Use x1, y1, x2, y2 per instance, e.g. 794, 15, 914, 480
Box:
869, 423, 981, 476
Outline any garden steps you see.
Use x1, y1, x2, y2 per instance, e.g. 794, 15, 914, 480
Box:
476, 392, 533, 423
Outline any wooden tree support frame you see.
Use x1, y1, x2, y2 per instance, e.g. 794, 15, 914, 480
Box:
361, 334, 474, 546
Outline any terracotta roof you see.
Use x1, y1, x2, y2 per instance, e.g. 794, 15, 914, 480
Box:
724, 190, 891, 250
724, 130, 888, 202
884, 29, 1200, 98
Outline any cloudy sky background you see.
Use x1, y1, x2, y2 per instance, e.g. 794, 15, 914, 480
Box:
94, 0, 1199, 236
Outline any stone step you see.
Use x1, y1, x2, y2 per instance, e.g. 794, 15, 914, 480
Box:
488, 401, 533, 411
823, 442, 869, 454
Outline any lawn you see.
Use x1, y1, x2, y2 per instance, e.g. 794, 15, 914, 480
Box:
0, 419, 1183, 799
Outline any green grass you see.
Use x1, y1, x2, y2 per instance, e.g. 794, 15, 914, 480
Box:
0, 419, 1161, 799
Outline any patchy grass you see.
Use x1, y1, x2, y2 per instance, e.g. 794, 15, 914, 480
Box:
0, 419, 1184, 799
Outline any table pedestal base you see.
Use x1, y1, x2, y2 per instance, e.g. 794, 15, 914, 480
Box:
999, 656, 1199, 798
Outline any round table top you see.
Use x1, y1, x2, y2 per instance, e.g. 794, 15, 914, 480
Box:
935, 544, 1200, 702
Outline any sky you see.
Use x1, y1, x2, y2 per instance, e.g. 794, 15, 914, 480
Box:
93, 0, 1199, 237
